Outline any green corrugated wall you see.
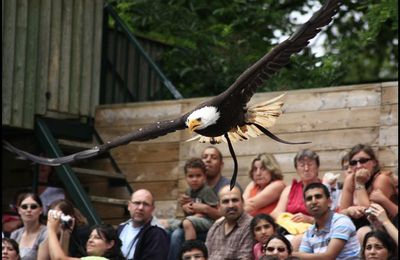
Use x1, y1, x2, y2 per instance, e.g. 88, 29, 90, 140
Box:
2, 0, 104, 129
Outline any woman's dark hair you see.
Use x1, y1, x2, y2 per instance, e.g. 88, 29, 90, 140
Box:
303, 182, 330, 199
250, 214, 277, 239
362, 230, 397, 260
16, 192, 43, 208
2, 237, 20, 257
90, 224, 124, 260
179, 239, 208, 259
348, 144, 380, 188
294, 149, 320, 169
49, 199, 75, 217
264, 233, 293, 255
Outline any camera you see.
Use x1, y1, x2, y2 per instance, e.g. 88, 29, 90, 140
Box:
364, 208, 372, 215
60, 213, 73, 227
48, 209, 73, 227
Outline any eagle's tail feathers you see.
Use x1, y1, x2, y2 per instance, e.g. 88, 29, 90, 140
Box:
246, 94, 285, 129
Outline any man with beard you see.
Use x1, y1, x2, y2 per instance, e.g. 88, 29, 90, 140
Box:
292, 183, 360, 259
118, 189, 169, 260
205, 185, 254, 260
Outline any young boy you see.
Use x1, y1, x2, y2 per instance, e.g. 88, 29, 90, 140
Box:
180, 239, 208, 260
181, 158, 219, 240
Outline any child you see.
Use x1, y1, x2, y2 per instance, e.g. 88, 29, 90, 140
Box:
181, 158, 219, 240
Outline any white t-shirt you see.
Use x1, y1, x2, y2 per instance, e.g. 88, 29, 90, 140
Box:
119, 223, 143, 259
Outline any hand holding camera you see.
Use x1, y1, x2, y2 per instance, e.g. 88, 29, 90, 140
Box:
48, 209, 74, 230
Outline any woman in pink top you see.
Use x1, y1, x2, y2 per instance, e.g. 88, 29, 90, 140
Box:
243, 153, 286, 216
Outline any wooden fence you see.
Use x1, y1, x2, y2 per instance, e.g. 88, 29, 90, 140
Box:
95, 82, 398, 219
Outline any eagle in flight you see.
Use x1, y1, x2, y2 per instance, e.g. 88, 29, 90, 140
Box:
4, 0, 342, 189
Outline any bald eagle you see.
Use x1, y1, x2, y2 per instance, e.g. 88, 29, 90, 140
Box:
3, 0, 342, 189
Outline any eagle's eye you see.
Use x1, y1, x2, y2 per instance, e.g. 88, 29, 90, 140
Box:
196, 117, 202, 122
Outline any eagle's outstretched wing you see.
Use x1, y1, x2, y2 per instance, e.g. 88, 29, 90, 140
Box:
220, 0, 341, 104
3, 117, 187, 166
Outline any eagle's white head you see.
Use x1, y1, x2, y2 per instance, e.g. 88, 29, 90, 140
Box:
186, 106, 220, 131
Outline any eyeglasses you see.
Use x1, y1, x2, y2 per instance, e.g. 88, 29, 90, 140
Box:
20, 203, 39, 210
130, 201, 151, 208
182, 254, 204, 260
349, 158, 371, 166
266, 246, 287, 253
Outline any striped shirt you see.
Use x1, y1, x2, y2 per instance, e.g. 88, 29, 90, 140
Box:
299, 211, 360, 259
206, 212, 254, 260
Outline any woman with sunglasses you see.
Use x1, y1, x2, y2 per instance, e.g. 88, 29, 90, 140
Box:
263, 234, 292, 260
339, 144, 397, 230
10, 192, 47, 260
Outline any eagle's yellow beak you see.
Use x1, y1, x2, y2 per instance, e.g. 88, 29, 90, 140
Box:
188, 119, 201, 132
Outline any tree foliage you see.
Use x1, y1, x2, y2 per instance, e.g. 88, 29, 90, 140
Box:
111, 0, 398, 98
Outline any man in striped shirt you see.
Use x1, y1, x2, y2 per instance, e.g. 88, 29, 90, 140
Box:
293, 182, 360, 260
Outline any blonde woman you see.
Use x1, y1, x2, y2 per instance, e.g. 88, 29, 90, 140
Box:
243, 153, 286, 216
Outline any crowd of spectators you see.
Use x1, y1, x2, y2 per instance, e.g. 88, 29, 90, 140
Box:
2, 144, 398, 260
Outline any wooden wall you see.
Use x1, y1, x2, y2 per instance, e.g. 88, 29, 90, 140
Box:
94, 82, 398, 218
2, 0, 104, 129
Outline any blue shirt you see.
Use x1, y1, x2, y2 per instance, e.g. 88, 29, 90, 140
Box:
299, 211, 360, 259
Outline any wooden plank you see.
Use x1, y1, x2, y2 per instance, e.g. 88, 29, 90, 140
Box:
89, 0, 103, 115
180, 127, 380, 157
79, 0, 94, 115
154, 200, 178, 219
379, 125, 398, 146
380, 104, 398, 126
2, 0, 17, 125
95, 102, 183, 127
378, 146, 398, 168
35, 0, 51, 115
250, 85, 381, 113
96, 125, 182, 144
119, 161, 179, 182
111, 142, 180, 163
12, 0, 29, 127
126, 181, 178, 200
69, 0, 83, 114
59, 0, 73, 112
23, 0, 40, 129
72, 167, 126, 180
381, 84, 398, 105
48, 0, 62, 110
90, 195, 127, 206
271, 106, 380, 134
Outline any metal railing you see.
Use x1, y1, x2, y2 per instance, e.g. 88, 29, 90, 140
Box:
100, 4, 183, 104
34, 117, 101, 226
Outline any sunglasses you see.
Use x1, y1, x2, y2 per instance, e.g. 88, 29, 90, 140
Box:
266, 246, 287, 253
349, 157, 371, 166
182, 254, 204, 260
20, 204, 39, 210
